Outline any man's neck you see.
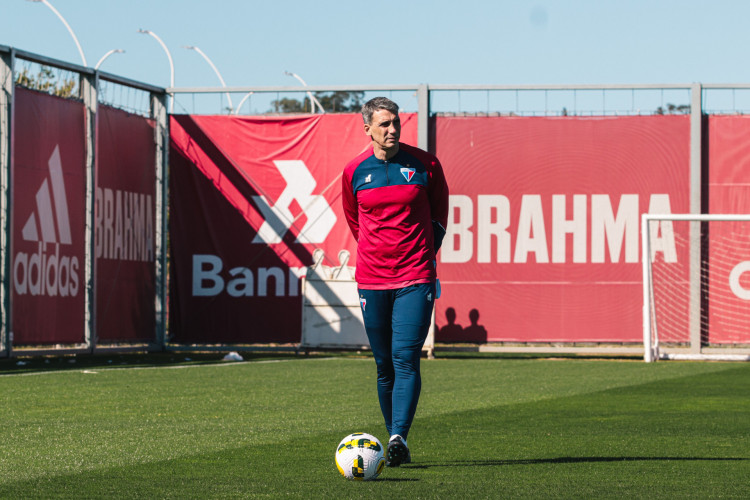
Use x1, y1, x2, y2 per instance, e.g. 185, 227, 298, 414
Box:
373, 143, 399, 161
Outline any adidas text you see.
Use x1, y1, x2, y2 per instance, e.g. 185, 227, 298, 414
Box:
13, 242, 80, 297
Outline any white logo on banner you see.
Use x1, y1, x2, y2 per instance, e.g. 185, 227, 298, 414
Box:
95, 187, 154, 262
440, 193, 675, 264
13, 146, 80, 297
729, 261, 750, 300
21, 146, 72, 245
252, 160, 336, 244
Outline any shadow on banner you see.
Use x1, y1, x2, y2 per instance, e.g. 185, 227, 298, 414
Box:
168, 113, 418, 344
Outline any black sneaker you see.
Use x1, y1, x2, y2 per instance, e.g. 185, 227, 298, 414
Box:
386, 436, 411, 467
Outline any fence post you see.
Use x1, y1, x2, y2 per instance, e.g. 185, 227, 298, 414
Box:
689, 82, 703, 354
0, 48, 13, 357
81, 70, 98, 353
417, 84, 429, 151
152, 91, 169, 350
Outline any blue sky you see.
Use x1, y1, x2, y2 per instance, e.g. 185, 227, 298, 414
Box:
3, 0, 750, 113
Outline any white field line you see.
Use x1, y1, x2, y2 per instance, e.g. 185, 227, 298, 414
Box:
0, 356, 355, 378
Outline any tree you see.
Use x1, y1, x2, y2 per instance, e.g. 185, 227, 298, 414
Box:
267, 91, 365, 114
269, 96, 310, 113
15, 66, 77, 99
655, 103, 690, 115
312, 91, 365, 112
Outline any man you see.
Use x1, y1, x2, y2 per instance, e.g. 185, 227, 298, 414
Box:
341, 97, 449, 467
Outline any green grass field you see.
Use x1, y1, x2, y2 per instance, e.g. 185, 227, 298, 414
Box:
0, 353, 748, 499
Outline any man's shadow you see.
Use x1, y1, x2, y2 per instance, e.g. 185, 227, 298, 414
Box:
463, 308, 487, 343
437, 307, 487, 343
437, 307, 464, 341
405, 456, 748, 469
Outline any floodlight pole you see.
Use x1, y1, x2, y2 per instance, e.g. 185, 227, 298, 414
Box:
26, 0, 87, 66
234, 92, 254, 115
183, 46, 233, 113
284, 71, 325, 113
138, 29, 174, 112
94, 49, 125, 70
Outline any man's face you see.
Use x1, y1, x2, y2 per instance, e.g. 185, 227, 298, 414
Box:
364, 109, 401, 151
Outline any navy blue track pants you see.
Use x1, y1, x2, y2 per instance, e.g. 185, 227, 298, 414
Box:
358, 283, 435, 440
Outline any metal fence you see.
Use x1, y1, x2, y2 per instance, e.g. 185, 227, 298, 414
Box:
4, 45, 750, 356
0, 45, 168, 356
171, 83, 750, 116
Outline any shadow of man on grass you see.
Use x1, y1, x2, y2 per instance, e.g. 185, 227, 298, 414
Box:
404, 456, 748, 469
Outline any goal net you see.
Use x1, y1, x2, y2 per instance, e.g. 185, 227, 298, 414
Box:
642, 214, 750, 362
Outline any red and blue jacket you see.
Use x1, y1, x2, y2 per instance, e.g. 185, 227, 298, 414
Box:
342, 142, 449, 289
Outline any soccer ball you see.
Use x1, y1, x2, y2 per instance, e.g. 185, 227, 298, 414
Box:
335, 432, 386, 481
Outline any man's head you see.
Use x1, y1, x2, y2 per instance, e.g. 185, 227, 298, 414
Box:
362, 97, 401, 154
361, 97, 399, 125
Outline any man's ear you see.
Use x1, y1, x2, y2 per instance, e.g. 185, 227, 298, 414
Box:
363, 123, 372, 137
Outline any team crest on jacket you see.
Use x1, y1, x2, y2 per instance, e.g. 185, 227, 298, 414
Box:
400, 167, 416, 182
359, 297, 366, 311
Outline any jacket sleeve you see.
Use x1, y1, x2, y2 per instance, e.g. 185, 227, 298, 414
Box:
341, 166, 359, 241
429, 157, 449, 253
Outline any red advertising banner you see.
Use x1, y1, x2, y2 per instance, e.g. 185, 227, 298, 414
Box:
96, 105, 157, 341
432, 116, 690, 343
11, 88, 86, 344
169, 113, 417, 343
706, 115, 750, 344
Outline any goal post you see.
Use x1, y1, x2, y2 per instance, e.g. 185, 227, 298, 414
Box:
642, 213, 750, 362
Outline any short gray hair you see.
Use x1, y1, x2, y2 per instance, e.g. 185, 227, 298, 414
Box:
361, 97, 399, 125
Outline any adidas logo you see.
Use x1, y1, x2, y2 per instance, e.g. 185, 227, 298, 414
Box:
13, 146, 80, 297
21, 146, 72, 245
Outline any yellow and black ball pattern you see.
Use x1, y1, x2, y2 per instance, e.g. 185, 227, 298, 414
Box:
334, 432, 386, 481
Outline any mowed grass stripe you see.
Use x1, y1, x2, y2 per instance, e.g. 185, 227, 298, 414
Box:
0, 360, 740, 466
418, 357, 739, 414
401, 365, 750, 498
0, 358, 747, 498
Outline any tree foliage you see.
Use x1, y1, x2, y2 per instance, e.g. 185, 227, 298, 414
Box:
655, 103, 690, 115
270, 96, 310, 113
268, 91, 365, 114
313, 91, 365, 112
15, 66, 77, 99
